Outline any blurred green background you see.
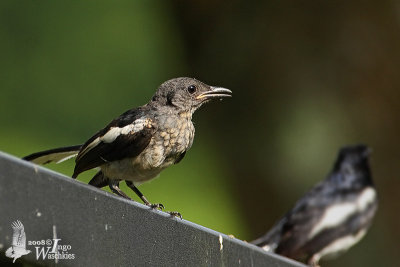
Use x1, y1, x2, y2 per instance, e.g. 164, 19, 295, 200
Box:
1, 1, 399, 266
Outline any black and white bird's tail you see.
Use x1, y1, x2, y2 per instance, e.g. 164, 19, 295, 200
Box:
23, 145, 82, 165
250, 216, 287, 252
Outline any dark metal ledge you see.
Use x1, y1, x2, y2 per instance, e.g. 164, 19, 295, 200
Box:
0, 152, 304, 266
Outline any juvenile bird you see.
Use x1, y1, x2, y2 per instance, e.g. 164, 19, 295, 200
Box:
251, 145, 378, 266
24, 77, 232, 216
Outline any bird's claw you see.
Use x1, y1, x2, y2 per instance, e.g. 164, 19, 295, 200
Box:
168, 211, 182, 219
147, 203, 164, 211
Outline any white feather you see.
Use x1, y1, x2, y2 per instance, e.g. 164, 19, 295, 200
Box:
79, 117, 147, 158
309, 203, 355, 239
80, 137, 100, 157
30, 151, 79, 165
56, 154, 77, 163
309, 187, 376, 239
102, 127, 122, 143
357, 187, 376, 210
313, 229, 367, 262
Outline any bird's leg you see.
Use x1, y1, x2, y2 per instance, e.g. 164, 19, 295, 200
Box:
125, 181, 182, 218
125, 181, 164, 211
108, 180, 131, 200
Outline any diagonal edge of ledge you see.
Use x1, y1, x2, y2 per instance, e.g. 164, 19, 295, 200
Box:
0, 151, 304, 267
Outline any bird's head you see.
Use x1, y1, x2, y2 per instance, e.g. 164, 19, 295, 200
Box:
151, 77, 232, 113
335, 144, 370, 168
332, 144, 373, 185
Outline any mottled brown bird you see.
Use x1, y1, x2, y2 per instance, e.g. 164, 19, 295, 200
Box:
24, 77, 232, 216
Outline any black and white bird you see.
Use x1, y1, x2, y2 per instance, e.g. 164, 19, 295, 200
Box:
24, 77, 232, 215
251, 145, 378, 266
5, 220, 31, 263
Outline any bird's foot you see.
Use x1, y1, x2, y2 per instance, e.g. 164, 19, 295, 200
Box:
146, 203, 164, 211
167, 211, 182, 219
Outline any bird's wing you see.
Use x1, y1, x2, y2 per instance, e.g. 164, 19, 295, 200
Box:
251, 184, 329, 252
23, 145, 82, 165
11, 221, 27, 249
5, 247, 14, 257
273, 181, 334, 255
251, 182, 326, 250
276, 179, 343, 258
73, 107, 157, 176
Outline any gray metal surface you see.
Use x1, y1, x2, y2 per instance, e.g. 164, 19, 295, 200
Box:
0, 152, 304, 267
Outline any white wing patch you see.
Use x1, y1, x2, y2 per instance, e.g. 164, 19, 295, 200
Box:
79, 117, 151, 158
357, 187, 376, 210
309, 203, 355, 239
80, 137, 101, 157
313, 229, 367, 262
101, 128, 122, 143
309, 187, 376, 239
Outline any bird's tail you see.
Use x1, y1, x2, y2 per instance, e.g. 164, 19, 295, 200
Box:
23, 145, 82, 165
250, 216, 287, 252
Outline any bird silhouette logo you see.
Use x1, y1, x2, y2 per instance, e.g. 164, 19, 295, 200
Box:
5, 220, 31, 263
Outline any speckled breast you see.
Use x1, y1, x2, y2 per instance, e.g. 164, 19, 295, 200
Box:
102, 113, 195, 184
146, 112, 195, 168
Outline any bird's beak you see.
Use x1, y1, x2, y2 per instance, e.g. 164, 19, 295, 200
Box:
196, 87, 232, 100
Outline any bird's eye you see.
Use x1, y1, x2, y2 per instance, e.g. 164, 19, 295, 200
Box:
187, 85, 197, 94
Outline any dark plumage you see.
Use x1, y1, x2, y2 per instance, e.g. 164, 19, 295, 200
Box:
23, 77, 231, 216
251, 145, 378, 266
